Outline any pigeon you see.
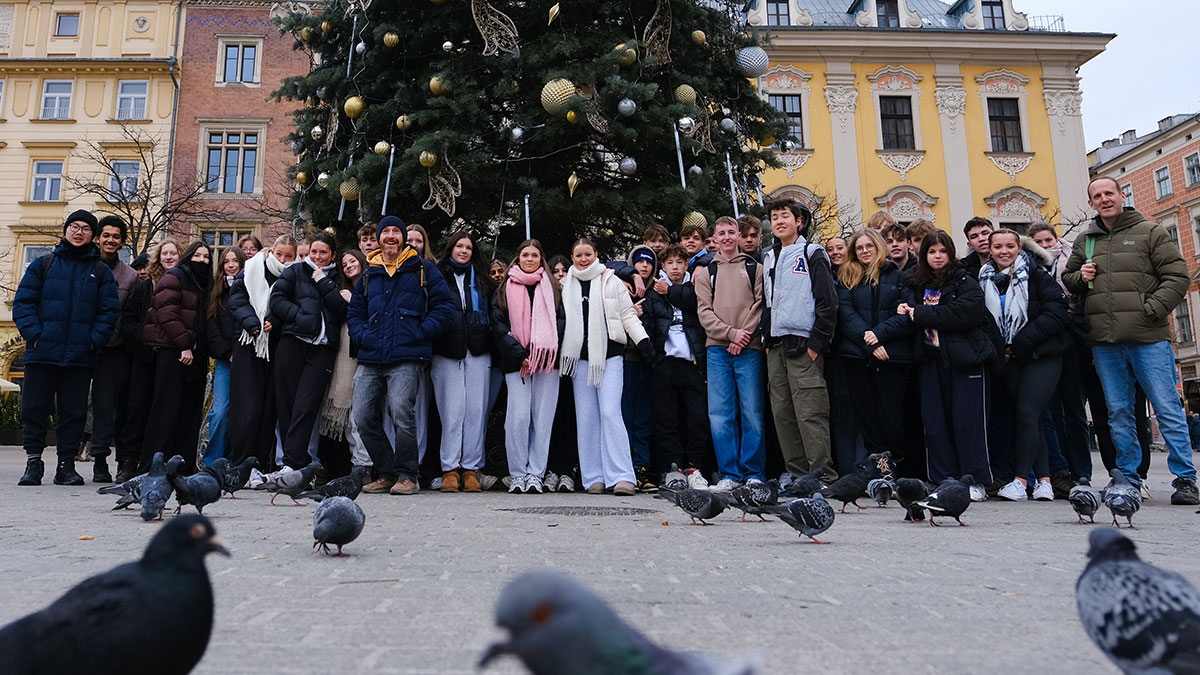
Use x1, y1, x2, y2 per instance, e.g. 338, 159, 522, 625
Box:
0, 515, 230, 675
214, 457, 257, 498
867, 478, 894, 507
1068, 479, 1101, 525
728, 479, 780, 522
654, 488, 730, 525
916, 475, 973, 527
480, 569, 760, 675
896, 478, 930, 523
139, 452, 174, 522
167, 456, 226, 516
266, 460, 322, 506
97, 471, 148, 511
662, 463, 687, 491
1076, 528, 1200, 674
779, 468, 825, 499
761, 493, 836, 544
297, 466, 369, 502
819, 462, 869, 513
1102, 468, 1142, 529
312, 496, 366, 556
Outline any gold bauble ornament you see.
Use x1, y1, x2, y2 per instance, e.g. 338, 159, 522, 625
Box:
759, 135, 776, 147
429, 76, 448, 96
682, 211, 707, 230
343, 95, 364, 119
317, 171, 330, 188
383, 32, 400, 48
566, 110, 578, 124
395, 114, 413, 131
419, 151, 438, 168
296, 171, 308, 184
305, 96, 315, 107
339, 177, 360, 200
567, 171, 581, 198
299, 26, 312, 41
618, 48, 637, 67
540, 78, 576, 116
374, 140, 391, 155
320, 20, 332, 33
691, 30, 706, 45
674, 84, 697, 106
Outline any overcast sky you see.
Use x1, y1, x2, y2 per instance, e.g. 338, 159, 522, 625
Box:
1020, 0, 1197, 148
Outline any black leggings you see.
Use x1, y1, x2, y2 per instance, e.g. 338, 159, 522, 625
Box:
843, 359, 908, 457
1003, 356, 1062, 480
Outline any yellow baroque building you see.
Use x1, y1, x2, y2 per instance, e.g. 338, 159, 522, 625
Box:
0, 0, 180, 379
752, 0, 1111, 249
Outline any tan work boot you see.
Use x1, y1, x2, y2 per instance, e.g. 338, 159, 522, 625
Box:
612, 481, 636, 496
390, 478, 418, 495
440, 470, 460, 492
587, 482, 605, 495
461, 470, 482, 492
362, 476, 396, 494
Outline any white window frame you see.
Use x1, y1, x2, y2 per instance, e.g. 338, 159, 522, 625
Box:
202, 127, 263, 195
40, 80, 73, 120
868, 65, 924, 151
1184, 153, 1200, 188
31, 161, 64, 202
108, 161, 140, 202
765, 0, 789, 26
976, 69, 1031, 154
1175, 294, 1195, 344
22, 245, 56, 275
0, 80, 6, 117
115, 80, 148, 120
1121, 183, 1134, 208
54, 13, 80, 37
202, 226, 257, 250
762, 66, 813, 150
1155, 166, 1173, 199
216, 36, 264, 86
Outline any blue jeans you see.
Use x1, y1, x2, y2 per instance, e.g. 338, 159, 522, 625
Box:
1092, 341, 1197, 483
622, 358, 654, 472
352, 362, 422, 481
202, 360, 230, 467
707, 347, 765, 483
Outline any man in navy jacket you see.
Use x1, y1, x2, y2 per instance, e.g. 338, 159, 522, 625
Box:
13, 209, 119, 486
347, 215, 456, 495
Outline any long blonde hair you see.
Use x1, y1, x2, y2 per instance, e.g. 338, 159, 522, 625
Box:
147, 238, 182, 284
837, 229, 888, 290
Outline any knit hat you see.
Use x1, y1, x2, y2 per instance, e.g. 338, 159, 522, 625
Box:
630, 247, 656, 268
377, 215, 407, 241
130, 253, 150, 270
64, 209, 99, 237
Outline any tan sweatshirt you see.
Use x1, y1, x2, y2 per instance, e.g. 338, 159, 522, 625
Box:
694, 251, 764, 350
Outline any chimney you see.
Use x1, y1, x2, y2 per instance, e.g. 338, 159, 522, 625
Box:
1120, 129, 1138, 143
1158, 116, 1176, 132
1102, 138, 1119, 148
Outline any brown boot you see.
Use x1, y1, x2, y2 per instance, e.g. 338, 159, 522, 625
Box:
362, 476, 396, 493
440, 470, 460, 492
390, 478, 419, 495
461, 470, 482, 492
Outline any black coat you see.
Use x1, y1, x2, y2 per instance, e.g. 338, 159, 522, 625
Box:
642, 283, 707, 370
911, 266, 1001, 369
120, 278, 153, 350
982, 262, 1071, 362
835, 261, 916, 364
228, 267, 280, 337
268, 262, 347, 349
207, 281, 237, 362
433, 266, 493, 360
490, 285, 565, 375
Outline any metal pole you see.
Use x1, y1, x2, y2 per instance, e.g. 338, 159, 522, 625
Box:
524, 194, 531, 239
345, 15, 358, 77
725, 151, 740, 218
673, 125, 687, 190
381, 145, 396, 214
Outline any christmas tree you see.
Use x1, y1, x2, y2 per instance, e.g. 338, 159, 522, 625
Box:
273, 0, 789, 257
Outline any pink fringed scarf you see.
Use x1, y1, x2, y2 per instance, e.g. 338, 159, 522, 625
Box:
505, 266, 558, 377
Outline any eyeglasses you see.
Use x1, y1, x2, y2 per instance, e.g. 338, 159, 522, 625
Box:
854, 245, 875, 252
66, 223, 92, 233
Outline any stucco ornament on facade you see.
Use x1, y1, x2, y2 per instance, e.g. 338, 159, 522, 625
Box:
824, 85, 857, 134
985, 186, 1047, 222
976, 68, 1030, 94
1044, 89, 1083, 137
875, 185, 938, 222
270, 1, 319, 20
0, 5, 12, 50
934, 86, 966, 133
988, 154, 1032, 182
878, 152, 924, 181
777, 150, 812, 179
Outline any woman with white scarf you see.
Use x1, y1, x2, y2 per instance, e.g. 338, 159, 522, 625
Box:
228, 234, 297, 473
560, 238, 654, 496
978, 229, 1070, 502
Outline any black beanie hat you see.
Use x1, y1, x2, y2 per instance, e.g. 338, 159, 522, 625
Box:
131, 253, 150, 270
64, 209, 99, 237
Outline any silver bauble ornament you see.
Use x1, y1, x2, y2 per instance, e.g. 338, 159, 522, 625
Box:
510, 126, 524, 142
677, 116, 696, 133
316, 86, 327, 99
317, 171, 330, 188
310, 125, 324, 140
719, 118, 736, 133
617, 98, 637, 117
619, 157, 638, 175
355, 41, 366, 54
688, 165, 703, 177
442, 40, 453, 52
291, 140, 304, 154
735, 46, 770, 78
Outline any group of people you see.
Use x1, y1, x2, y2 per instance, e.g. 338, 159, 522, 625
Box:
11, 175, 1200, 507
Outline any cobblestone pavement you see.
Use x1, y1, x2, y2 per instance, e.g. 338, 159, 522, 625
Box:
0, 448, 1196, 674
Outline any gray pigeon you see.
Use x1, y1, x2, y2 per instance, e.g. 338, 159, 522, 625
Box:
779, 468, 825, 499
312, 496, 365, 557
480, 569, 760, 675
654, 488, 730, 525
167, 457, 226, 516
266, 461, 322, 506
1069, 480, 1101, 525
1102, 468, 1142, 529
97, 471, 148, 511
916, 475, 973, 527
1076, 528, 1200, 674
762, 493, 836, 544
139, 453, 174, 522
866, 478, 894, 507
820, 462, 869, 513
896, 478, 930, 523
297, 466, 369, 502
213, 457, 257, 498
728, 479, 780, 522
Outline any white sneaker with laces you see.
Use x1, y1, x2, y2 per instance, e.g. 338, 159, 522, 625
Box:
1032, 480, 1054, 501
686, 470, 710, 491
526, 475, 544, 494
477, 473, 498, 491
508, 475, 525, 494
247, 467, 266, 489
969, 484, 987, 502
997, 479, 1029, 501
712, 478, 740, 492
543, 472, 560, 492
557, 474, 575, 493
1139, 483, 1152, 500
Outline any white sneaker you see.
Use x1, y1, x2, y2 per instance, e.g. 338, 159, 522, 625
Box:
686, 469, 710, 491
526, 475, 544, 494
247, 467, 266, 489
969, 484, 988, 502
430, 476, 443, 490
477, 472, 498, 491
997, 479, 1029, 501
501, 475, 513, 489
557, 474, 575, 493
712, 478, 740, 492
1139, 483, 1152, 500
1032, 480, 1054, 501
508, 475, 525, 494
543, 472, 560, 492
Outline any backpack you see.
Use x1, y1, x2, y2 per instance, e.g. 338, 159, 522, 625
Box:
708, 257, 758, 297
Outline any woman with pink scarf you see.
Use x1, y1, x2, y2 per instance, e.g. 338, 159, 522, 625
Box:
491, 240, 564, 494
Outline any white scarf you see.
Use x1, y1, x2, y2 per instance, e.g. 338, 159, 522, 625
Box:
560, 260, 609, 385
237, 250, 289, 359
980, 250, 1031, 344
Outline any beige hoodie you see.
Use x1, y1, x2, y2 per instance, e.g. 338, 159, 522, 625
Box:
694, 250, 763, 350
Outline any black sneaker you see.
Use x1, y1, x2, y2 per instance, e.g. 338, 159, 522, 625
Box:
18, 457, 44, 486
635, 467, 658, 493
1170, 478, 1199, 506
53, 460, 84, 486
93, 457, 113, 483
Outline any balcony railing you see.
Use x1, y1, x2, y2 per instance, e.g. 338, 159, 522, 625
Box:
1026, 15, 1066, 32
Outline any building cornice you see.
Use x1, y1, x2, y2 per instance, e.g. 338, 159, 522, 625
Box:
0, 58, 176, 76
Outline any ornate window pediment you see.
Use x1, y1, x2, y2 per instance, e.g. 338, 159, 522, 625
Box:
984, 186, 1047, 224
768, 184, 824, 214
975, 69, 1029, 94
874, 185, 937, 222
868, 65, 923, 91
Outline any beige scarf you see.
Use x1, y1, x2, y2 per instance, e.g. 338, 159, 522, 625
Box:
319, 322, 356, 440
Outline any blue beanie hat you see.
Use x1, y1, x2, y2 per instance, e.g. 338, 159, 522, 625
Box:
630, 248, 656, 268
377, 215, 407, 241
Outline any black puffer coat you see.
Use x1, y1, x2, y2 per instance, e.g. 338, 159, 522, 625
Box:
268, 261, 347, 348
642, 283, 707, 370
207, 279, 238, 362
491, 285, 565, 375
434, 265, 493, 359
835, 261, 916, 364
911, 265, 1001, 369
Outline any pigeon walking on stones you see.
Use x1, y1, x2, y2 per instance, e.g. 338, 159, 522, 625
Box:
214, 457, 256, 498
1076, 527, 1200, 674
1069, 480, 1101, 525
297, 466, 369, 502
1102, 468, 1142, 529
167, 457, 226, 516
820, 463, 869, 513
896, 478, 930, 523
654, 488, 730, 525
916, 475, 974, 527
728, 479, 780, 522
867, 478, 894, 507
139, 452, 174, 522
98, 471, 148, 511
266, 460, 321, 506
480, 569, 760, 675
312, 496, 366, 556
762, 493, 836, 544
0, 515, 229, 675
779, 468, 825, 499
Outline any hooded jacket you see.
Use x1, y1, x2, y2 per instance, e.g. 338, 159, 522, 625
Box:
1062, 208, 1188, 344
694, 250, 763, 350
346, 246, 456, 365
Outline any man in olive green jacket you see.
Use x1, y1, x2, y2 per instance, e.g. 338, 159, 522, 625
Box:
1062, 176, 1198, 505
